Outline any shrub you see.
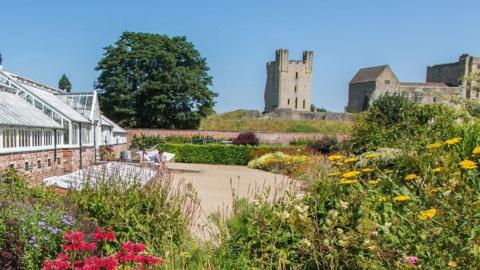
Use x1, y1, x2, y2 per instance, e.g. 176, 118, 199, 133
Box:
99, 145, 115, 161
0, 170, 76, 269
158, 143, 252, 165
308, 136, 338, 154
232, 132, 259, 146
345, 94, 464, 154
248, 152, 310, 175
70, 174, 197, 256
157, 143, 306, 165
212, 190, 312, 269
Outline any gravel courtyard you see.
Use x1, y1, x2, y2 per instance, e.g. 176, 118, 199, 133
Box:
167, 163, 297, 238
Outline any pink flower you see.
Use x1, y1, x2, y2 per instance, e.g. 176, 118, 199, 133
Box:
405, 255, 418, 265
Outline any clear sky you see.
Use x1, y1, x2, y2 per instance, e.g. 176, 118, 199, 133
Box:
1, 0, 479, 112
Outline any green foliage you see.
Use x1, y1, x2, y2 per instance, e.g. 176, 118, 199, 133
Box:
70, 176, 193, 253
286, 123, 320, 132
200, 111, 352, 134
58, 74, 72, 92
96, 31, 217, 129
212, 193, 312, 270
158, 143, 252, 165
0, 170, 75, 269
345, 94, 465, 154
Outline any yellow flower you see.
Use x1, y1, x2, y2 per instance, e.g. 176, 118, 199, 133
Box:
342, 170, 361, 178
383, 169, 394, 174
432, 167, 442, 173
393, 195, 410, 202
378, 196, 388, 202
472, 146, 480, 156
448, 260, 458, 267
426, 142, 443, 149
368, 179, 380, 185
404, 174, 417, 181
338, 179, 358, 185
364, 153, 379, 159
444, 137, 461, 145
344, 157, 358, 163
459, 159, 478, 170
335, 162, 344, 166
328, 172, 341, 177
327, 154, 344, 161
419, 208, 437, 221
361, 168, 374, 173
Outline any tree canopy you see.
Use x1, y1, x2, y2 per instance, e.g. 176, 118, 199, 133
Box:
96, 32, 217, 129
58, 74, 72, 92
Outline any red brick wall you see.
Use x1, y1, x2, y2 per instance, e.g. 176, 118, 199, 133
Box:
127, 129, 350, 146
0, 147, 95, 185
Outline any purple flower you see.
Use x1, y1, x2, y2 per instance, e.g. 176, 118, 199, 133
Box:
405, 256, 418, 265
61, 215, 74, 226
48, 226, 60, 234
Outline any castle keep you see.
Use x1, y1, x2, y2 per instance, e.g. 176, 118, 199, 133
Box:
264, 49, 313, 112
346, 54, 480, 113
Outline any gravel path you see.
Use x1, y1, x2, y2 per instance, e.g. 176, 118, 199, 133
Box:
167, 163, 296, 239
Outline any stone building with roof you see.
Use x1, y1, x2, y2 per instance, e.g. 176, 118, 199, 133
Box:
0, 66, 128, 183
346, 54, 480, 113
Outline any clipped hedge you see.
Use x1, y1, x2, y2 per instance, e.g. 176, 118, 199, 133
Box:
157, 143, 305, 165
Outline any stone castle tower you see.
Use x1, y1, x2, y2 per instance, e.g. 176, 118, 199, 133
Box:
264, 49, 313, 112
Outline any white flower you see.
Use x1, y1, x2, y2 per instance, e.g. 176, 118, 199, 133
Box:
340, 200, 349, 209
300, 238, 312, 247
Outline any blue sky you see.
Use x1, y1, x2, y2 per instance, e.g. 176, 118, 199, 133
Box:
1, 0, 479, 112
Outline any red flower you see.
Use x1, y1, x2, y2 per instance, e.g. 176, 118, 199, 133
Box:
42, 259, 70, 270
64, 231, 84, 243
43, 229, 165, 270
92, 227, 116, 242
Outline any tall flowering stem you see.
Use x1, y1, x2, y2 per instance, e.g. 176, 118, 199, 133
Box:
42, 228, 165, 270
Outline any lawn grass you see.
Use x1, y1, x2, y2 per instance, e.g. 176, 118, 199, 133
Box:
199, 111, 352, 134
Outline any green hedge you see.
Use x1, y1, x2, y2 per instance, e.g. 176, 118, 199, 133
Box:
157, 143, 292, 165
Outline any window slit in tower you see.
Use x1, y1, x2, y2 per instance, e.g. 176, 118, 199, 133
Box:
295, 98, 298, 109
303, 99, 306, 109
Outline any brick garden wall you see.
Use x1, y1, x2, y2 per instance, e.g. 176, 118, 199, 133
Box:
0, 147, 95, 185
127, 129, 350, 146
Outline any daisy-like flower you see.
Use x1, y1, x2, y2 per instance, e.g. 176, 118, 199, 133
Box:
342, 170, 361, 178
448, 260, 458, 267
368, 179, 380, 185
444, 137, 461, 145
378, 196, 388, 202
364, 153, 379, 159
383, 169, 394, 174
393, 195, 410, 202
459, 160, 478, 170
426, 142, 442, 149
361, 168, 374, 173
327, 154, 344, 161
338, 179, 358, 185
418, 208, 437, 221
472, 146, 480, 156
344, 157, 358, 163
432, 167, 442, 173
404, 174, 417, 181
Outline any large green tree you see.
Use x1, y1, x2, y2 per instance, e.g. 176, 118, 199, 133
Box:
58, 74, 72, 92
96, 32, 217, 129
